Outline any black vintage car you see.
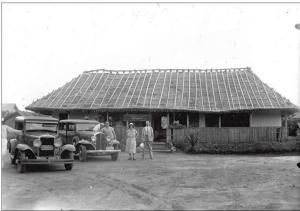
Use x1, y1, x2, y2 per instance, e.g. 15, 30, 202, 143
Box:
7, 116, 75, 173
58, 119, 120, 161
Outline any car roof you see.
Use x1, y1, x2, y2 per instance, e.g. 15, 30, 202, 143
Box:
59, 119, 99, 124
15, 116, 58, 122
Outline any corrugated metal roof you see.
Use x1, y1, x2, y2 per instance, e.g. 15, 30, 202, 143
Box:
26, 67, 298, 113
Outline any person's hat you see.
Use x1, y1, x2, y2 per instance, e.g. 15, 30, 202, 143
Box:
129, 122, 134, 126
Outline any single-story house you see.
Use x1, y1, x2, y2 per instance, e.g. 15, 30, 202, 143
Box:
26, 67, 299, 152
2, 103, 50, 128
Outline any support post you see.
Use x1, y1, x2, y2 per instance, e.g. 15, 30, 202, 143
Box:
187, 113, 190, 128
173, 112, 175, 124
249, 112, 253, 127
199, 113, 201, 128
218, 115, 221, 128
166, 113, 171, 143
284, 112, 288, 140
106, 112, 109, 122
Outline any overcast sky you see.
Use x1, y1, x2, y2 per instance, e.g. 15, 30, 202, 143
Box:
2, 3, 300, 110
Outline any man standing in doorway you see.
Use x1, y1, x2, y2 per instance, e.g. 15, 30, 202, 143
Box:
141, 121, 154, 159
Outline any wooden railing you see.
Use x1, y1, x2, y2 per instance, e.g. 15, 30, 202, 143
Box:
172, 127, 287, 145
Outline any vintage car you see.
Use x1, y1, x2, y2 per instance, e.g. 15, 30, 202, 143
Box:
58, 119, 121, 161
7, 116, 75, 173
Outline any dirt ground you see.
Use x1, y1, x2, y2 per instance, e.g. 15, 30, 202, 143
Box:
1, 128, 300, 210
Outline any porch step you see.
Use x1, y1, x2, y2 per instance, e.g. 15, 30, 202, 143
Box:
153, 149, 172, 152
152, 142, 171, 152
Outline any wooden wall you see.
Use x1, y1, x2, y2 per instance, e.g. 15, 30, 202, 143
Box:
172, 127, 299, 153
173, 127, 283, 145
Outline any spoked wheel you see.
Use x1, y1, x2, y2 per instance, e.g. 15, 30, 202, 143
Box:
64, 152, 74, 171
78, 145, 87, 162
16, 151, 26, 173
11, 156, 16, 164
65, 163, 73, 170
111, 152, 119, 161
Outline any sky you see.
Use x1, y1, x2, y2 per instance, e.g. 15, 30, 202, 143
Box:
2, 3, 300, 110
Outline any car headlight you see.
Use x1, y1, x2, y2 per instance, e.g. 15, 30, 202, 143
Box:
54, 138, 62, 147
33, 139, 42, 147
91, 135, 96, 142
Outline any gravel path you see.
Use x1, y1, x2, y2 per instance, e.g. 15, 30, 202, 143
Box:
2, 126, 300, 210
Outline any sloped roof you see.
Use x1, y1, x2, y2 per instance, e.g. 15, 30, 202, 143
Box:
290, 112, 300, 120
26, 67, 298, 113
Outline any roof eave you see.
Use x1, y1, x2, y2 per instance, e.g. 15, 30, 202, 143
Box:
26, 106, 299, 114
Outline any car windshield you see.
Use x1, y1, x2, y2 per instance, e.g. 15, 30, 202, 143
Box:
76, 123, 97, 131
25, 121, 58, 132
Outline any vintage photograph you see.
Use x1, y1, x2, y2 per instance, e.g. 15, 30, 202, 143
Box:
1, 2, 300, 210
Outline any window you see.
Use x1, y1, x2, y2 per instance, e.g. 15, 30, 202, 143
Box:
189, 113, 199, 127
58, 122, 66, 130
174, 113, 187, 126
59, 113, 68, 120
221, 113, 250, 127
76, 123, 97, 131
68, 123, 75, 131
15, 121, 24, 130
25, 121, 57, 132
129, 121, 146, 127
205, 114, 219, 127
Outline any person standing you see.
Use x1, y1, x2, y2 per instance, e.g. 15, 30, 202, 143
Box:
100, 121, 116, 141
126, 123, 138, 160
93, 122, 104, 134
141, 121, 154, 159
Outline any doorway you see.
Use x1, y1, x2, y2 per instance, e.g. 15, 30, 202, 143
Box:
152, 113, 167, 142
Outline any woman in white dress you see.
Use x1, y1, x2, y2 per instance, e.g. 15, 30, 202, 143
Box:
126, 123, 138, 160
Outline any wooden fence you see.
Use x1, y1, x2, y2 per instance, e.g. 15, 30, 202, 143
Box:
172, 127, 286, 145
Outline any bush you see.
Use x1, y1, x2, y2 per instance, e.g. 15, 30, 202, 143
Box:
183, 132, 199, 153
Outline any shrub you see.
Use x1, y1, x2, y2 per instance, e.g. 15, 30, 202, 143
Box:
183, 132, 199, 153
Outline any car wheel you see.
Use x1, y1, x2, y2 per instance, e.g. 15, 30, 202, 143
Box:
79, 145, 87, 162
64, 163, 73, 171
111, 152, 119, 161
113, 144, 119, 150
11, 155, 16, 164
7, 141, 11, 153
16, 151, 26, 173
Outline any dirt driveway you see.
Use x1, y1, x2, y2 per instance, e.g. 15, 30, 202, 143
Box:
1, 134, 300, 210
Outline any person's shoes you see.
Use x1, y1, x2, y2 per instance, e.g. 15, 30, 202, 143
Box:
128, 157, 132, 160
133, 158, 136, 160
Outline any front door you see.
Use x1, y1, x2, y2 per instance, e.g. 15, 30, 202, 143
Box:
152, 113, 167, 142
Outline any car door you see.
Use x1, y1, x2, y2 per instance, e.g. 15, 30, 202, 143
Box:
66, 123, 76, 144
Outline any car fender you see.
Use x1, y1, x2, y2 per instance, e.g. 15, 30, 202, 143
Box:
60, 144, 75, 159
75, 141, 96, 151
61, 144, 76, 152
15, 144, 36, 159
8, 139, 17, 153
16, 143, 32, 152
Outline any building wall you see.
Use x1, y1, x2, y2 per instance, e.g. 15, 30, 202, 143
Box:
52, 110, 283, 127
251, 110, 282, 127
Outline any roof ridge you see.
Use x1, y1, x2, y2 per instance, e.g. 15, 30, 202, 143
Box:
83, 67, 251, 74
